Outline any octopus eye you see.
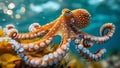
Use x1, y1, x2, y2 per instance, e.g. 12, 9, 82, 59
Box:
65, 11, 72, 16
62, 8, 72, 17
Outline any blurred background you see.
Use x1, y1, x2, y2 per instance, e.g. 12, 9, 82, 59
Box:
0, 0, 120, 68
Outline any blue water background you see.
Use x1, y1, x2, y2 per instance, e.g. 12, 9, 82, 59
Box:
0, 0, 120, 56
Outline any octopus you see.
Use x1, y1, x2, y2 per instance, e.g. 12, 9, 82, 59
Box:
0, 8, 115, 67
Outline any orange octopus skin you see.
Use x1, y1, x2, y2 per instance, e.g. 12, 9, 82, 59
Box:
4, 21, 55, 39
0, 8, 115, 67
72, 9, 90, 29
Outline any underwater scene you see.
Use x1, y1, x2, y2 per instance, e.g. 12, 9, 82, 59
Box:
0, 0, 120, 68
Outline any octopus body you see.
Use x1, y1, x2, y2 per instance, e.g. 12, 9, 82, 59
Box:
0, 8, 115, 67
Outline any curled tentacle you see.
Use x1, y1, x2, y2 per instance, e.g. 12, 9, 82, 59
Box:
100, 23, 115, 37
2, 36, 70, 67
3, 24, 15, 34
70, 33, 106, 61
17, 22, 54, 39
0, 36, 70, 67
4, 25, 18, 39
81, 39, 93, 48
81, 23, 115, 44
0, 8, 115, 67
69, 27, 93, 48
75, 42, 106, 61
7, 29, 18, 39
71, 23, 115, 44
29, 23, 41, 32
5, 24, 15, 29
5, 22, 55, 40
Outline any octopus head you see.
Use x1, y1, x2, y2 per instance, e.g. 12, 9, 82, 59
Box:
62, 8, 90, 29
72, 9, 91, 29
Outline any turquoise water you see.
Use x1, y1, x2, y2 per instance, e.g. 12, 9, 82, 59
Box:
0, 0, 120, 55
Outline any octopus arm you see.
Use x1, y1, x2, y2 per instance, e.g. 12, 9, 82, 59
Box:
71, 23, 115, 44
81, 23, 115, 44
5, 32, 70, 67
75, 42, 106, 61
4, 21, 56, 40
19, 16, 63, 52
70, 32, 106, 61
20, 35, 55, 52
29, 23, 41, 32
69, 31, 93, 48
81, 39, 93, 48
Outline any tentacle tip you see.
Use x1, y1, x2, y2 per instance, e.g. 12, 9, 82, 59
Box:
6, 24, 15, 29
106, 23, 115, 28
32, 23, 40, 26
7, 29, 18, 39
29, 23, 40, 32
100, 23, 115, 37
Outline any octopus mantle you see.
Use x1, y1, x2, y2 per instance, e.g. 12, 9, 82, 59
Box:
0, 8, 115, 67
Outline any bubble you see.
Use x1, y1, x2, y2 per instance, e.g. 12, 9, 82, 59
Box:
8, 3, 15, 9
20, 7, 26, 13
15, 14, 21, 19
7, 10, 13, 15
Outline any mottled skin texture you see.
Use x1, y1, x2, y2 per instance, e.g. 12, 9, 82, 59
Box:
0, 8, 115, 67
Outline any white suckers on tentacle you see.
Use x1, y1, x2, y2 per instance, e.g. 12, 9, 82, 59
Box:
0, 8, 115, 67
4, 22, 56, 39
0, 37, 71, 67
0, 9, 72, 67
61, 8, 115, 61
29, 23, 41, 32
67, 9, 115, 44
69, 31, 106, 62
70, 23, 115, 44
73, 38, 106, 61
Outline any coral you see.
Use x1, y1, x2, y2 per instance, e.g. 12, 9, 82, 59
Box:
0, 29, 5, 37
0, 54, 21, 68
